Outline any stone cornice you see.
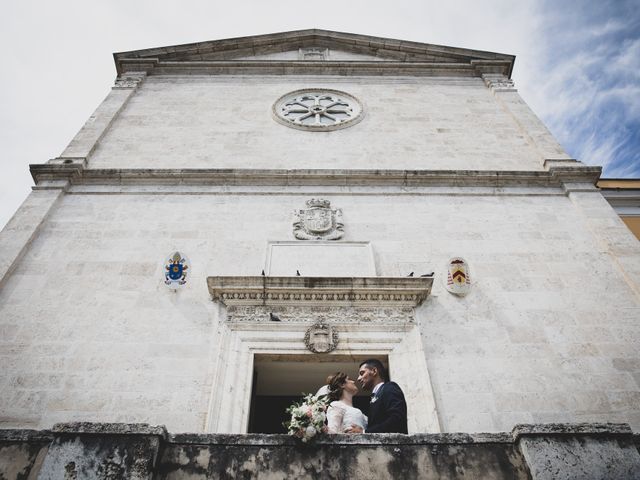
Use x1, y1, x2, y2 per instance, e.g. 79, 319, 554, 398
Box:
29, 158, 86, 190
116, 59, 511, 78
207, 276, 433, 307
114, 29, 515, 78
30, 164, 602, 189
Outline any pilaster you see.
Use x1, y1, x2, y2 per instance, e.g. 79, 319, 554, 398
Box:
58, 72, 146, 161
0, 187, 66, 291
483, 74, 573, 167
567, 186, 640, 301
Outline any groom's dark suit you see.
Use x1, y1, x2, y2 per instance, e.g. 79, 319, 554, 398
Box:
365, 382, 408, 433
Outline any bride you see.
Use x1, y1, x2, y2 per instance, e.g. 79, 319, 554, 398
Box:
323, 372, 367, 434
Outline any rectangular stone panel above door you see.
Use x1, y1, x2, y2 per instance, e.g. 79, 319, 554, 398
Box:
265, 241, 375, 277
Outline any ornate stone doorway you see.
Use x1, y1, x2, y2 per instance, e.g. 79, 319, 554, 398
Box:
206, 276, 440, 434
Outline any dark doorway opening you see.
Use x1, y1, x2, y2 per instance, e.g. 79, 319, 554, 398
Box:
247, 354, 389, 434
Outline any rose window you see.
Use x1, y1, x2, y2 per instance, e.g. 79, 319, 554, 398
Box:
273, 89, 364, 131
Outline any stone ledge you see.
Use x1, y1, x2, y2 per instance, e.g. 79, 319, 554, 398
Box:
207, 276, 433, 307
30, 165, 602, 189
512, 422, 633, 439
0, 429, 53, 442
51, 422, 167, 437
167, 432, 514, 445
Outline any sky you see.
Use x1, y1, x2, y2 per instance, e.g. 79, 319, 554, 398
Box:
1, 0, 639, 230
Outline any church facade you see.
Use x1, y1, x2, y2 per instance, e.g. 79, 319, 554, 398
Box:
1, 30, 639, 443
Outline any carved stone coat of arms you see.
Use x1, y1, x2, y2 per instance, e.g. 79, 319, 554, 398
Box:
304, 323, 338, 353
293, 199, 344, 240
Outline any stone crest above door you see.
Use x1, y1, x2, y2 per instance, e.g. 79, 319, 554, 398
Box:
293, 198, 344, 240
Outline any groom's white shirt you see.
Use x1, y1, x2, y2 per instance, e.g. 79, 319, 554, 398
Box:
372, 381, 384, 396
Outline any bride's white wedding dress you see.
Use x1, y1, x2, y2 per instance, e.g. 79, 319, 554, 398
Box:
326, 400, 368, 433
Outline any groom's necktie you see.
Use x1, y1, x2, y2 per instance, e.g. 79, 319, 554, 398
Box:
371, 384, 383, 402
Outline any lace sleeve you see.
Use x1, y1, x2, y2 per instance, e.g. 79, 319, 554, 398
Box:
326, 402, 345, 434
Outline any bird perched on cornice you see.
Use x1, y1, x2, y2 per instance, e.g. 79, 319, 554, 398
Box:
407, 272, 414, 277
269, 312, 281, 322
296, 270, 301, 276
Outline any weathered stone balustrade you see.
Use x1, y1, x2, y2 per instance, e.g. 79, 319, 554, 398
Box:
1, 422, 639, 479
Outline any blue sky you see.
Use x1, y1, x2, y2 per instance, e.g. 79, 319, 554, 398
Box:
0, 0, 639, 229
532, 0, 640, 176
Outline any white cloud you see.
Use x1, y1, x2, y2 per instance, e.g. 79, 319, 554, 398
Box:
515, 2, 640, 174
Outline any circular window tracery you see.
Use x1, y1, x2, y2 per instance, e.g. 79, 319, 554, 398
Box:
273, 89, 364, 131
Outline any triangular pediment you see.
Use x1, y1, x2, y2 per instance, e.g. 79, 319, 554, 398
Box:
114, 29, 515, 77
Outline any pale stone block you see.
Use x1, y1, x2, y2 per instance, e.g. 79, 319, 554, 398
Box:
266, 241, 375, 276
518, 429, 640, 480
612, 358, 640, 372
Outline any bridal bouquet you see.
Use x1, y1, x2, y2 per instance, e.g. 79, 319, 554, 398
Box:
284, 393, 329, 442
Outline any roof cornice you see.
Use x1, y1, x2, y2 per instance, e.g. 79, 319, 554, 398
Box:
113, 29, 515, 78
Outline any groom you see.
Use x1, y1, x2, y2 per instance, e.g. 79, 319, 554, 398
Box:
347, 358, 408, 434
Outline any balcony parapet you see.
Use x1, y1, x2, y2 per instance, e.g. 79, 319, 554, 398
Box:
1, 422, 638, 479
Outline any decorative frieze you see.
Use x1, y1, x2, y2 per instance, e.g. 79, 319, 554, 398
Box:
226, 305, 415, 324
207, 276, 433, 307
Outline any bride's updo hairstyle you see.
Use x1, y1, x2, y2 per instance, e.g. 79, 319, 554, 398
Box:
327, 372, 348, 402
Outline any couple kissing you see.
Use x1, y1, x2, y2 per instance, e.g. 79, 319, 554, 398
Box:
318, 359, 408, 434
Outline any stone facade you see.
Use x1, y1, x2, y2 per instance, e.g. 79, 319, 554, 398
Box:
0, 30, 639, 444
